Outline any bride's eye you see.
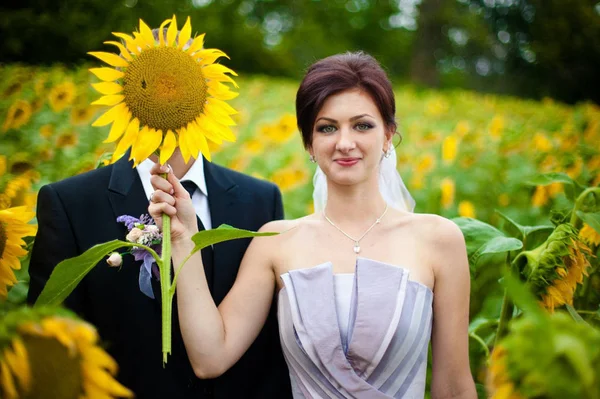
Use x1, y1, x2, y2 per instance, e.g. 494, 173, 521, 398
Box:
317, 125, 337, 133
355, 122, 373, 131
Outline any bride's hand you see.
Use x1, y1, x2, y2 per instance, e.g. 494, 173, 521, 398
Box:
147, 163, 199, 242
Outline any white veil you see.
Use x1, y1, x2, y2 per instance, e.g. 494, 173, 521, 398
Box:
312, 147, 415, 213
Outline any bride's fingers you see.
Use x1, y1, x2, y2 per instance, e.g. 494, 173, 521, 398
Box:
149, 162, 171, 176
166, 171, 191, 200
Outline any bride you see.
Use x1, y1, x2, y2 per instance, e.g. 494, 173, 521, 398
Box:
148, 52, 476, 398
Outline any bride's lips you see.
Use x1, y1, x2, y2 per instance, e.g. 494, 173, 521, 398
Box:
335, 157, 360, 167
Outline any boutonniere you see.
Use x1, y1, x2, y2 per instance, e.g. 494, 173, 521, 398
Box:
109, 215, 163, 299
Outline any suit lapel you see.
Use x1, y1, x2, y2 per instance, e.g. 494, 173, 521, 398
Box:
203, 157, 246, 302
107, 155, 149, 220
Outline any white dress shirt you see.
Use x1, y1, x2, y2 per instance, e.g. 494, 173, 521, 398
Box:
136, 158, 212, 230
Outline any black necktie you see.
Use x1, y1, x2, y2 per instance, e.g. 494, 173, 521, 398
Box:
180, 180, 214, 292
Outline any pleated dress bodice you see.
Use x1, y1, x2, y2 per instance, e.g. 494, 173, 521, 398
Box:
278, 257, 434, 399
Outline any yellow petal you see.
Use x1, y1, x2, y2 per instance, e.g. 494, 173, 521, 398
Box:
103, 41, 133, 62
204, 103, 236, 126
166, 15, 178, 47
112, 118, 140, 162
103, 110, 131, 143
132, 127, 162, 166
87, 52, 129, 68
92, 103, 128, 127
158, 19, 170, 46
178, 127, 192, 163
91, 82, 123, 95
189, 122, 211, 161
194, 49, 229, 66
179, 16, 192, 49
132, 32, 148, 51
129, 125, 149, 162
0, 362, 18, 399
207, 97, 237, 115
139, 19, 155, 47
197, 114, 236, 142
208, 84, 238, 101
112, 32, 140, 55
89, 67, 125, 82
91, 94, 124, 106
195, 117, 223, 144
203, 63, 238, 78
186, 33, 205, 54
160, 130, 177, 164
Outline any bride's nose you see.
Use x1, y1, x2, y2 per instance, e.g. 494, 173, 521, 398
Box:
335, 127, 356, 152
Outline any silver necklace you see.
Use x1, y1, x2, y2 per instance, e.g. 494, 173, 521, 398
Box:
323, 204, 389, 254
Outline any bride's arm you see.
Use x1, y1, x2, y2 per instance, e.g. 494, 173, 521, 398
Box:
426, 216, 477, 399
148, 164, 280, 379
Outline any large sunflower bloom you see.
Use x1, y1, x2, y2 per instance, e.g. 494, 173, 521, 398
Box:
514, 223, 592, 312
0, 206, 37, 298
89, 16, 238, 166
0, 309, 134, 399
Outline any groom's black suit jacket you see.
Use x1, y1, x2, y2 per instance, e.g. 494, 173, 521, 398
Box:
27, 156, 292, 399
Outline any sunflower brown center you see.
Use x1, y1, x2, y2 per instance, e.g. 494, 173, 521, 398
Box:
123, 46, 208, 132
0, 222, 7, 259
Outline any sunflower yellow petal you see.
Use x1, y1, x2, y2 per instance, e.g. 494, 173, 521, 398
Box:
103, 110, 131, 143
112, 32, 140, 55
132, 127, 162, 166
204, 103, 236, 126
158, 19, 170, 46
11, 339, 31, 390
103, 41, 133, 62
190, 122, 211, 162
208, 84, 238, 100
91, 82, 123, 95
89, 67, 125, 82
178, 127, 192, 163
91, 95, 124, 106
1, 361, 18, 399
195, 117, 223, 144
83, 366, 134, 398
112, 118, 140, 162
160, 130, 177, 164
87, 52, 129, 68
207, 97, 237, 115
167, 15, 178, 47
139, 19, 155, 47
194, 49, 229, 66
132, 32, 148, 51
203, 63, 238, 78
92, 103, 127, 127
186, 33, 205, 54
129, 125, 149, 163
196, 114, 236, 142
179, 17, 192, 49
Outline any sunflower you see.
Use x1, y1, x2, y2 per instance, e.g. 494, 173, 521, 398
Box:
441, 134, 458, 164
0, 206, 36, 298
48, 82, 76, 112
56, 131, 79, 148
70, 105, 99, 125
440, 177, 455, 209
2, 100, 32, 132
515, 223, 592, 312
0, 309, 134, 399
579, 223, 600, 247
89, 16, 239, 166
0, 156, 6, 177
458, 200, 476, 218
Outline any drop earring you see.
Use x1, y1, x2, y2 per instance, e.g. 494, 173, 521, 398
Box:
309, 154, 316, 163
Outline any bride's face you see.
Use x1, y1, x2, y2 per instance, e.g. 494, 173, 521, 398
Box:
309, 89, 392, 186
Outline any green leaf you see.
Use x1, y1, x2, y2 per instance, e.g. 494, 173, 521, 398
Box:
453, 217, 522, 266
525, 172, 576, 187
36, 240, 131, 306
495, 210, 553, 249
470, 236, 523, 265
502, 273, 546, 322
191, 224, 278, 254
577, 211, 600, 234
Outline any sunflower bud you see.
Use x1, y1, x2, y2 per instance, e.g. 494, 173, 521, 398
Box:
514, 223, 592, 311
106, 252, 123, 267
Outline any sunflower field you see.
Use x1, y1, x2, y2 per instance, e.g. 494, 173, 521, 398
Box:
1, 62, 600, 398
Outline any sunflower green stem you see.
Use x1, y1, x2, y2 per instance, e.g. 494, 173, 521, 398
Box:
570, 187, 600, 228
160, 171, 173, 365
495, 253, 515, 346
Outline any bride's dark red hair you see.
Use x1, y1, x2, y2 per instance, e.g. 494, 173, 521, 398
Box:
295, 51, 397, 148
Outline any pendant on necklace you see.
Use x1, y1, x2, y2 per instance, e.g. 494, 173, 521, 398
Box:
353, 242, 361, 254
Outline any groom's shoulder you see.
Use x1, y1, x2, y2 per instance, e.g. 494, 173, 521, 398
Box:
46, 163, 114, 195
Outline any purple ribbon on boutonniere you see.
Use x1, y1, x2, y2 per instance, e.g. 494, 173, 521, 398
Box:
117, 214, 163, 299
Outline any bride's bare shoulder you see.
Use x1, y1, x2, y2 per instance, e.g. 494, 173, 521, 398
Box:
259, 214, 321, 235
395, 212, 464, 244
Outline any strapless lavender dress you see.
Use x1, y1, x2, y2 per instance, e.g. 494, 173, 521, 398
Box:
278, 258, 434, 399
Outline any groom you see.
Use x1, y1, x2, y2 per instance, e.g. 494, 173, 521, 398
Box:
27, 149, 292, 399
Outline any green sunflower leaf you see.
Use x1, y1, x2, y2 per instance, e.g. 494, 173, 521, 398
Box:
190, 224, 278, 253
35, 240, 133, 306
496, 210, 554, 249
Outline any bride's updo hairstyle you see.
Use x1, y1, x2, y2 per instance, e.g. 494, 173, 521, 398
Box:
296, 51, 397, 149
